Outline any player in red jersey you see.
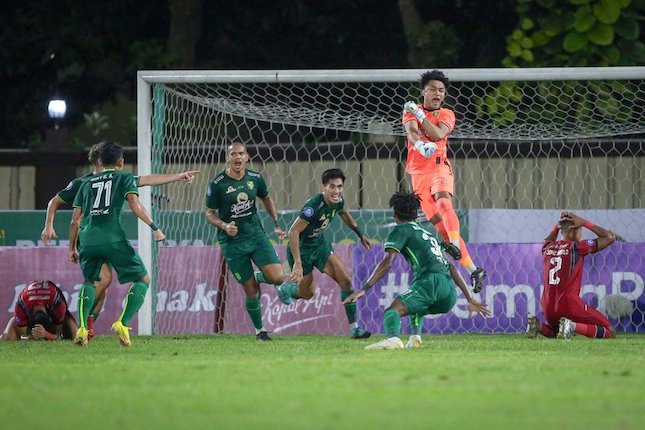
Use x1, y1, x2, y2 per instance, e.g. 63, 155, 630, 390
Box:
526, 211, 616, 339
1, 280, 77, 341
402, 70, 486, 292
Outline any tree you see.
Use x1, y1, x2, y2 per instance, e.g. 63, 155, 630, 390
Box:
504, 0, 645, 67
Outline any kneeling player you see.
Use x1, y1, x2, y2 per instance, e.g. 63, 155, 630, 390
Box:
343, 191, 490, 349
1, 280, 77, 341
526, 211, 616, 339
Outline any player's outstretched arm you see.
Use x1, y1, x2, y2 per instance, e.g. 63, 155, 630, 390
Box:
449, 262, 491, 317
126, 193, 165, 242
137, 170, 200, 187
338, 209, 371, 249
261, 195, 286, 240
344, 250, 398, 304
42, 195, 65, 245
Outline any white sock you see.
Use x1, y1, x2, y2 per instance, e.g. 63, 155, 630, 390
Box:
255, 327, 266, 334
349, 322, 357, 330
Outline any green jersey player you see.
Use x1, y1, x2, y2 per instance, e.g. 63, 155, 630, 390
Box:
205, 142, 289, 341
279, 168, 372, 339
69, 142, 166, 347
42, 141, 197, 341
344, 191, 490, 350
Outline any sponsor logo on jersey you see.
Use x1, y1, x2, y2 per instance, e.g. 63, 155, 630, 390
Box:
206, 185, 212, 197
586, 239, 594, 246
230, 192, 253, 215
63, 181, 74, 191
226, 186, 235, 194
303, 207, 314, 217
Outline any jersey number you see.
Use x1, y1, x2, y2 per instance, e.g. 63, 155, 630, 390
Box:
422, 233, 447, 266
92, 180, 113, 208
548, 256, 562, 285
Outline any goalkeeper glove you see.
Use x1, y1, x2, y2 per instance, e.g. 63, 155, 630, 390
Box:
404, 101, 427, 122
414, 140, 436, 158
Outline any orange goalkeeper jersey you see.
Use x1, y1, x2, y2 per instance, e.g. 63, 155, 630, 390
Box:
402, 105, 456, 175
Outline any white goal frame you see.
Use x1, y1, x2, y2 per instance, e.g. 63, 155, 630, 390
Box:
136, 67, 645, 335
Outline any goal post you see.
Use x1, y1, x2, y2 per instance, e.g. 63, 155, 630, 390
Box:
137, 67, 645, 336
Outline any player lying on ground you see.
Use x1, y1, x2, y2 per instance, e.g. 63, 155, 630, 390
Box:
526, 211, 616, 339
275, 168, 372, 339
343, 191, 490, 350
70, 142, 167, 347
42, 141, 198, 342
1, 280, 77, 341
402, 69, 486, 293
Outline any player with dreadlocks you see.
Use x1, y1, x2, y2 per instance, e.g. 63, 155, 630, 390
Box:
343, 191, 490, 350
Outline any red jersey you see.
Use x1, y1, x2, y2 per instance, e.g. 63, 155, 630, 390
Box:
402, 105, 456, 175
541, 239, 597, 307
14, 280, 68, 327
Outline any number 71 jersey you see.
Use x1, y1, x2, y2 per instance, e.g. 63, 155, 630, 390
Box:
73, 169, 139, 247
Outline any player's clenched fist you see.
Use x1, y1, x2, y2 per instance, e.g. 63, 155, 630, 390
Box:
404, 101, 427, 122
413, 140, 436, 158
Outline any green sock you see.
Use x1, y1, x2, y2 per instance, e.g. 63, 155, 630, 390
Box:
282, 283, 300, 299
78, 283, 96, 329
340, 290, 357, 324
384, 308, 401, 338
245, 295, 264, 330
118, 281, 149, 326
409, 313, 423, 335
89, 299, 101, 321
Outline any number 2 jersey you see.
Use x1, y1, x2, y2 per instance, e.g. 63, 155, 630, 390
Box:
14, 280, 68, 328
73, 169, 139, 247
384, 221, 450, 279
541, 239, 598, 306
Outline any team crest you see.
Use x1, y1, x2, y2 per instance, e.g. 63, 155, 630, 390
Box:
247, 181, 254, 190
226, 186, 236, 194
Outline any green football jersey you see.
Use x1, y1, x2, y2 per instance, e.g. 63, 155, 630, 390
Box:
205, 169, 269, 243
297, 193, 344, 245
57, 173, 94, 204
58, 173, 140, 204
384, 221, 450, 279
73, 169, 139, 247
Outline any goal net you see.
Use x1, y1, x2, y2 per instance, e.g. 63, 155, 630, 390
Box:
136, 68, 645, 336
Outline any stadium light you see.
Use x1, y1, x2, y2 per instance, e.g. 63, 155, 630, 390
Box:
47, 99, 67, 129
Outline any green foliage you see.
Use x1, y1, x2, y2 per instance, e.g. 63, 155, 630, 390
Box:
0, 334, 643, 430
482, 0, 645, 133
504, 0, 644, 66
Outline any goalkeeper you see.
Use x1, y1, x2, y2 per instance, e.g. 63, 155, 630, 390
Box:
343, 191, 490, 350
278, 168, 372, 339
402, 69, 486, 293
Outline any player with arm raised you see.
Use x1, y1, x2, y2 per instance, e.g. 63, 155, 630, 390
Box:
42, 142, 198, 341
343, 191, 489, 350
402, 70, 486, 293
205, 142, 289, 342
69, 142, 165, 347
1, 280, 77, 341
526, 211, 616, 339
279, 168, 373, 339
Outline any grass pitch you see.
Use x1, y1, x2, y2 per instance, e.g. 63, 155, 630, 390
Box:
1, 334, 643, 430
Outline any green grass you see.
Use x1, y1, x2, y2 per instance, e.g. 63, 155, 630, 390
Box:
1, 334, 643, 430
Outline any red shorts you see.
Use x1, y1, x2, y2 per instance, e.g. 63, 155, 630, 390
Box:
543, 295, 612, 330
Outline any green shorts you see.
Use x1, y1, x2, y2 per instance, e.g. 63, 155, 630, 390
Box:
221, 234, 280, 283
287, 240, 333, 275
79, 241, 147, 284
396, 273, 456, 316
